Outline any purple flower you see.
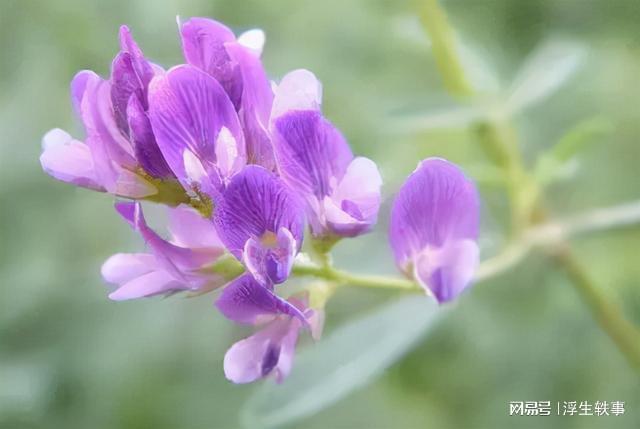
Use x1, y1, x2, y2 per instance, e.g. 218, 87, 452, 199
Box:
216, 274, 323, 383
40, 26, 177, 198
179, 18, 276, 169
102, 202, 240, 300
213, 165, 305, 286
148, 64, 246, 201
389, 158, 480, 303
270, 70, 382, 239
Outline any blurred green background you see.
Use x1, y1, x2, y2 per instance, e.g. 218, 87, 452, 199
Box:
1, 0, 639, 428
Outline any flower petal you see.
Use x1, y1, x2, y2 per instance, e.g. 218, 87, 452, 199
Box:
213, 165, 304, 267
115, 202, 212, 279
110, 52, 144, 133
243, 227, 296, 286
414, 239, 479, 303
225, 42, 275, 169
108, 269, 186, 301
148, 65, 245, 194
271, 69, 322, 121
215, 274, 306, 325
167, 204, 223, 249
127, 95, 174, 178
223, 317, 301, 384
272, 110, 352, 199
237, 28, 265, 57
77, 71, 136, 191
389, 158, 480, 302
179, 17, 242, 108
40, 128, 103, 190
101, 253, 157, 284
323, 156, 382, 237
118, 25, 155, 88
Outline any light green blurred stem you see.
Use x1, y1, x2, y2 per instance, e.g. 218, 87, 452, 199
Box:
419, 0, 640, 370
293, 200, 640, 292
419, 0, 473, 98
292, 264, 419, 291
555, 249, 640, 369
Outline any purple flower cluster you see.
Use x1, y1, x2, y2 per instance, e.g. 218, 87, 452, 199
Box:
41, 18, 479, 383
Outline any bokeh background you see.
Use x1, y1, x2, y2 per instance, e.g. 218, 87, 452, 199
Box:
1, 0, 639, 428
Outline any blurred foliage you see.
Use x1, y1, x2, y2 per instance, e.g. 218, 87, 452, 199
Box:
1, 0, 639, 428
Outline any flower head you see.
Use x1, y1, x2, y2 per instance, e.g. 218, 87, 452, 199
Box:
271, 70, 382, 239
102, 202, 241, 300
389, 158, 480, 303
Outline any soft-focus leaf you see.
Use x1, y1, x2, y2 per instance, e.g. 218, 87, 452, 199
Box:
457, 41, 501, 94
392, 104, 486, 133
241, 296, 441, 429
534, 117, 612, 185
506, 39, 587, 113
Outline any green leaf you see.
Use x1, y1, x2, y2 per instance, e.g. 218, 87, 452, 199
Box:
506, 39, 587, 113
392, 104, 486, 133
534, 117, 612, 185
241, 296, 442, 429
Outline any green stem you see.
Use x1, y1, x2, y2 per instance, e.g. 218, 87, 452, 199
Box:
555, 249, 640, 369
419, 0, 474, 98
292, 264, 419, 291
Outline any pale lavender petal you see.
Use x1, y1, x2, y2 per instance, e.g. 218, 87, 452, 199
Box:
223, 317, 301, 384
243, 227, 296, 286
323, 156, 382, 237
127, 95, 174, 178
237, 28, 265, 57
272, 110, 352, 198
115, 202, 211, 279
225, 42, 275, 169
71, 70, 93, 117
113, 168, 158, 198
40, 128, 103, 190
79, 71, 136, 191
167, 205, 223, 249
148, 65, 245, 194
108, 270, 186, 301
271, 69, 322, 121
215, 274, 306, 325
179, 17, 242, 108
214, 127, 246, 182
414, 239, 479, 303
213, 166, 304, 279
101, 253, 157, 284
389, 158, 480, 303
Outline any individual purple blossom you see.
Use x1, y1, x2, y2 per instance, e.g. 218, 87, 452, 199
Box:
148, 64, 246, 201
40, 26, 177, 199
389, 158, 480, 303
102, 202, 238, 300
270, 70, 383, 239
216, 274, 323, 383
213, 165, 305, 286
179, 17, 276, 170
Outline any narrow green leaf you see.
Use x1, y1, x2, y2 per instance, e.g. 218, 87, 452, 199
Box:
534, 117, 612, 185
506, 39, 587, 113
241, 296, 442, 429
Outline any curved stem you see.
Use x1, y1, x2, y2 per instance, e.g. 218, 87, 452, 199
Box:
292, 263, 419, 291
419, 0, 474, 98
555, 248, 640, 369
